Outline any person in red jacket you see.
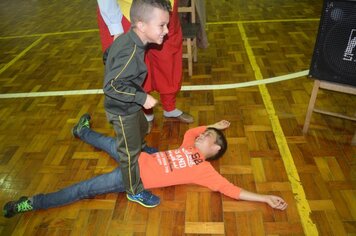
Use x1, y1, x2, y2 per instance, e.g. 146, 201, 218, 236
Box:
97, 0, 194, 128
3, 114, 287, 218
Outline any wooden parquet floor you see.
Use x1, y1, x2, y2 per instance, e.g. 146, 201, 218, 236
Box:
0, 0, 355, 235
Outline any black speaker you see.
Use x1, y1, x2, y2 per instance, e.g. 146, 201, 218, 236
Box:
309, 0, 356, 86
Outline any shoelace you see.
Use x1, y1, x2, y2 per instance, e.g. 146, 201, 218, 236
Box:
140, 192, 153, 200
80, 120, 90, 129
16, 200, 33, 212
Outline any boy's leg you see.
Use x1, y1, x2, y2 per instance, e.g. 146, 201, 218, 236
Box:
72, 114, 120, 162
79, 128, 119, 162
72, 114, 157, 161
3, 168, 124, 218
106, 111, 160, 207
33, 168, 124, 209
106, 111, 146, 195
34, 168, 125, 209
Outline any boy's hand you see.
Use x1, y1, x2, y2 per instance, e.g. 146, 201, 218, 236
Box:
264, 195, 288, 210
143, 94, 158, 109
209, 120, 230, 130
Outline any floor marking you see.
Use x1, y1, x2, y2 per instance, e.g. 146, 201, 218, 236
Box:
0, 70, 308, 99
207, 18, 319, 25
238, 22, 318, 236
0, 35, 46, 75
0, 18, 318, 40
0, 89, 103, 99
181, 70, 308, 91
0, 29, 99, 40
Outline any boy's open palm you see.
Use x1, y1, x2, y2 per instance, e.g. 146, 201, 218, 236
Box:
211, 120, 230, 130
143, 94, 158, 109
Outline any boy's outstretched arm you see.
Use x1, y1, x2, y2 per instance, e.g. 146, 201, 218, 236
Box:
239, 189, 288, 210
205, 120, 287, 210
207, 120, 230, 130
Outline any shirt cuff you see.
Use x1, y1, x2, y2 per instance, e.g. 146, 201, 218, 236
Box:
108, 23, 124, 36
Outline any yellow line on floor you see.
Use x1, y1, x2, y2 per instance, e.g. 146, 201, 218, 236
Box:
238, 23, 318, 236
0, 35, 46, 75
0, 29, 99, 40
207, 18, 319, 25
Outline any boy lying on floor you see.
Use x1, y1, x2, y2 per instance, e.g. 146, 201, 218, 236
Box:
3, 114, 287, 218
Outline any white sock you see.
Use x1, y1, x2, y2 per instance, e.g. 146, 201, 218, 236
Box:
144, 113, 154, 122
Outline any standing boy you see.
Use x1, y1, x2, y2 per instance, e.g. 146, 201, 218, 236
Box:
103, 0, 171, 208
97, 0, 194, 127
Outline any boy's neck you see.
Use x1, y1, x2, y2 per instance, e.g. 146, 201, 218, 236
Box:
194, 144, 208, 160
132, 27, 148, 45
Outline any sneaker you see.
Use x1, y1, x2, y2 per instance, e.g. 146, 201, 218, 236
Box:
72, 113, 91, 138
126, 190, 160, 208
3, 196, 33, 218
142, 146, 159, 154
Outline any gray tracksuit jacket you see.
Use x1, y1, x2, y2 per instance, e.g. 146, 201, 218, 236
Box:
103, 30, 148, 116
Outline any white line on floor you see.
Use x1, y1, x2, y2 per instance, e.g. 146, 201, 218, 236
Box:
0, 70, 308, 99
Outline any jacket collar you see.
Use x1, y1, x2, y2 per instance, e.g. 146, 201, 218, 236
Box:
128, 29, 146, 49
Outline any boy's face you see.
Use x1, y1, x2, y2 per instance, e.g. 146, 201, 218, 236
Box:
140, 8, 169, 45
195, 130, 221, 158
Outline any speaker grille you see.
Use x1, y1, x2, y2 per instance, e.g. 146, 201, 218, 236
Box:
309, 0, 356, 86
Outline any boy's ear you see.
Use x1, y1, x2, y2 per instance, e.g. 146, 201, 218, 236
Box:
213, 144, 221, 153
136, 21, 145, 33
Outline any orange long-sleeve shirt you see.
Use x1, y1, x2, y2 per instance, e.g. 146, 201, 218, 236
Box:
139, 126, 241, 199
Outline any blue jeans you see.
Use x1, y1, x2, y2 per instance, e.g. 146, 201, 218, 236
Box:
33, 127, 125, 210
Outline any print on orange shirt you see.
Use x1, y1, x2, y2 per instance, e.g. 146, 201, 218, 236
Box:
153, 147, 203, 173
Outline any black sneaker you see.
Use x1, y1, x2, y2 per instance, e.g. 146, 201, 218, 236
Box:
72, 113, 91, 138
3, 196, 34, 218
126, 190, 160, 208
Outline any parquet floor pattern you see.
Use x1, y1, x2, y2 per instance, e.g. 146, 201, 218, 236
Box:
0, 0, 355, 235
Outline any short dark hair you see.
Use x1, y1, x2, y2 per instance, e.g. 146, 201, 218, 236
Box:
206, 127, 227, 161
130, 0, 171, 27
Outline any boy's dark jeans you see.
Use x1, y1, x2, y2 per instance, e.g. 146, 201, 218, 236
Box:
33, 127, 125, 210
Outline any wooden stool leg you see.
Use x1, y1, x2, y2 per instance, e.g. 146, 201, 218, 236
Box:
303, 80, 321, 134
193, 38, 197, 62
187, 39, 193, 76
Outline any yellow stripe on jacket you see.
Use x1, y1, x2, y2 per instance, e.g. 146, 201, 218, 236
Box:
117, 0, 174, 21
